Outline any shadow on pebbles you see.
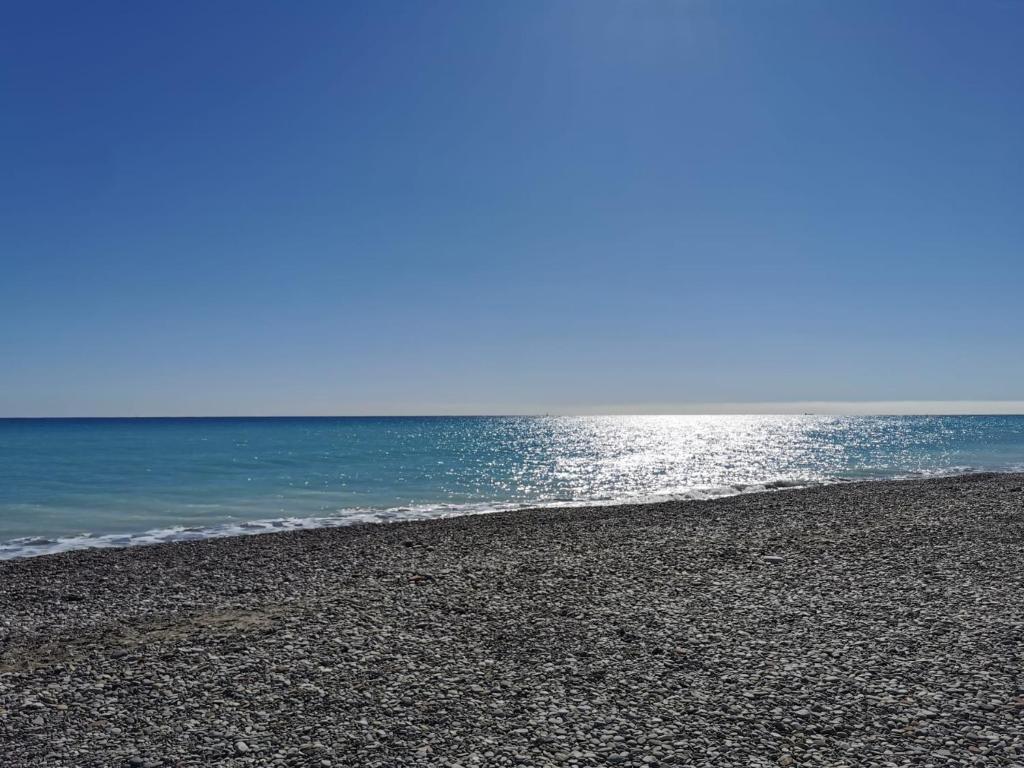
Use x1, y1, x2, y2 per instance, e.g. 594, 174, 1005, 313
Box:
2, 473, 1023, 767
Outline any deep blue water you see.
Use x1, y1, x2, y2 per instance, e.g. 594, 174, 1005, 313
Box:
1, 415, 1022, 559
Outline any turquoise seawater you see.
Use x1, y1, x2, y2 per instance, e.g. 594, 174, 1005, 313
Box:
1, 415, 1022, 559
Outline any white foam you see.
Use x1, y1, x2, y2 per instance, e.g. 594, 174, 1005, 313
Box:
1, 467, 1015, 561
0, 478, 828, 560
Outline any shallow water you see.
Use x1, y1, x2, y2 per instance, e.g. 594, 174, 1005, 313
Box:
1, 415, 1022, 558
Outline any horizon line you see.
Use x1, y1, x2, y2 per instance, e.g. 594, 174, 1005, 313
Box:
3, 401, 1024, 419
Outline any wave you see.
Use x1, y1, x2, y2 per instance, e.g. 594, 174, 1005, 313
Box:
1, 466, 1018, 561
0, 478, 824, 560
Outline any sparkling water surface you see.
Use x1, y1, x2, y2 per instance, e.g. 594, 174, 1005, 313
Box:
1, 415, 1022, 559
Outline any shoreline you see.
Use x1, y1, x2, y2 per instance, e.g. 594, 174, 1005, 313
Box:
0, 469, 1005, 562
3, 473, 1023, 766
0, 475, 820, 562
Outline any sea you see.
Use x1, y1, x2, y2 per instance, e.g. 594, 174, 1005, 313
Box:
1, 415, 1022, 559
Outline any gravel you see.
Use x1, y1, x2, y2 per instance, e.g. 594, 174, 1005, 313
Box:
2, 473, 1023, 767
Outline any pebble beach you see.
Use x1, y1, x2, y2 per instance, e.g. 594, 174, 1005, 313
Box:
2, 473, 1023, 767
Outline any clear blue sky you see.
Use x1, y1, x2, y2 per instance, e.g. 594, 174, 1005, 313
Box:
2, 1, 1022, 416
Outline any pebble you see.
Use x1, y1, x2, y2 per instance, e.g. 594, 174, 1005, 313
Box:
1, 473, 1022, 767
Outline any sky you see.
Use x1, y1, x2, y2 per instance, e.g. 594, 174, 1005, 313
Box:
2, 1, 1022, 416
